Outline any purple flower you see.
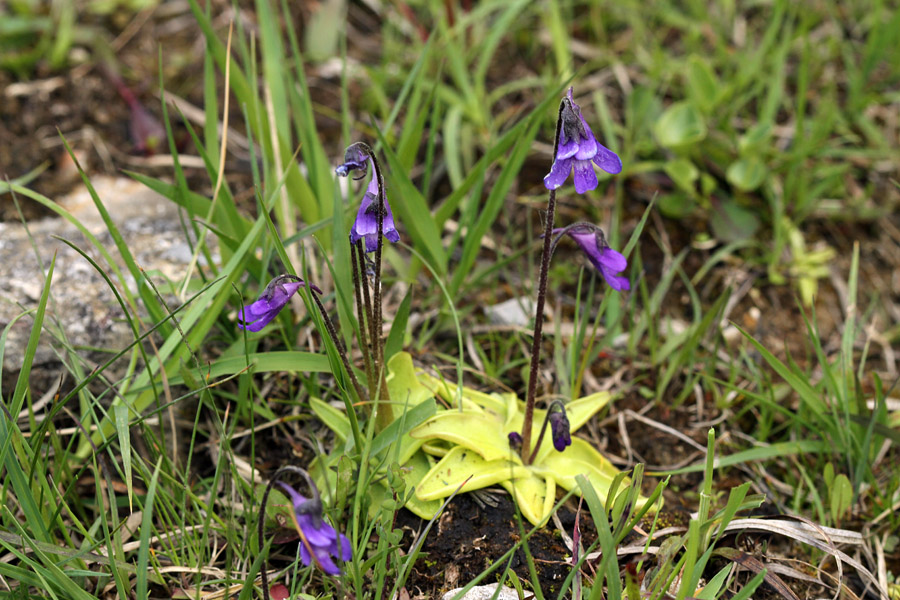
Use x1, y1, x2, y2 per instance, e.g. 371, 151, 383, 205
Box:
277, 482, 351, 575
238, 275, 321, 332
544, 88, 622, 194
350, 176, 400, 252
548, 408, 571, 452
553, 225, 630, 291
336, 144, 401, 253
508, 431, 523, 450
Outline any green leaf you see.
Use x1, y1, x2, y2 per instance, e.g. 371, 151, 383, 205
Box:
664, 158, 699, 193
654, 101, 707, 148
309, 397, 351, 443
370, 399, 436, 464
399, 451, 442, 519
537, 438, 627, 505
829, 474, 853, 524
410, 411, 511, 462
114, 404, 133, 512
501, 472, 555, 527
685, 55, 721, 113
726, 157, 767, 191
659, 192, 697, 219
710, 198, 760, 243
416, 446, 528, 501
385, 289, 413, 361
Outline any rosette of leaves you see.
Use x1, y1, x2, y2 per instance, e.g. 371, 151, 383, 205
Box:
409, 366, 654, 526
311, 353, 653, 527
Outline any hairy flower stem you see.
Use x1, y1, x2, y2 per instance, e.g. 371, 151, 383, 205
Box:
521, 98, 567, 466
366, 151, 393, 430
351, 241, 376, 392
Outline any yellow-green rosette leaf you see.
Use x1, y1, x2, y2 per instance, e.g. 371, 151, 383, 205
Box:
387, 352, 435, 410
410, 411, 512, 461
539, 438, 654, 513
501, 473, 556, 527
565, 391, 612, 430
401, 450, 442, 519
416, 445, 528, 501
418, 372, 508, 415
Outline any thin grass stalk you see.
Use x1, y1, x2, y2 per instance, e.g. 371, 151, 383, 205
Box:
351, 241, 376, 392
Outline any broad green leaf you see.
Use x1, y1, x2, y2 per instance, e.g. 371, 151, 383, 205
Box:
664, 158, 700, 193
400, 451, 442, 519
829, 474, 853, 524
386, 352, 436, 411
537, 438, 623, 502
418, 371, 507, 415
654, 101, 707, 148
385, 289, 413, 361
685, 55, 721, 113
710, 198, 761, 243
370, 399, 436, 464
726, 157, 767, 191
659, 192, 697, 219
563, 391, 612, 432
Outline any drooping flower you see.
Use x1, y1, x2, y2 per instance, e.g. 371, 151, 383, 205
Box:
238, 275, 321, 332
350, 176, 400, 252
336, 143, 401, 252
277, 482, 352, 575
553, 224, 630, 291
548, 407, 572, 452
544, 88, 622, 194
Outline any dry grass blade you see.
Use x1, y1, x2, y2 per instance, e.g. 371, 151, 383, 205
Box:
714, 547, 801, 600
719, 518, 887, 600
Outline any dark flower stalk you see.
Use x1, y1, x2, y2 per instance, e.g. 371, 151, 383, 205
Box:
259, 466, 351, 600
308, 290, 369, 408
519, 99, 565, 466
350, 241, 376, 393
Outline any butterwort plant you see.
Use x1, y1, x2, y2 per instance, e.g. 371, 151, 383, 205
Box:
406, 87, 650, 526
237, 274, 321, 332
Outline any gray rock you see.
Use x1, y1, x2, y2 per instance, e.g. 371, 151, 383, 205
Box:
0, 176, 215, 395
485, 296, 534, 327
